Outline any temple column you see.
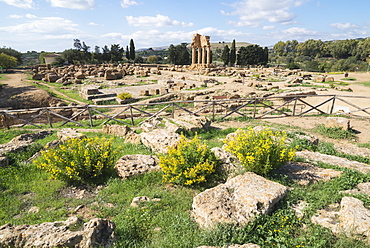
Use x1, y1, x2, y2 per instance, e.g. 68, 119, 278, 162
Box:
202, 47, 206, 65
192, 47, 196, 65
197, 47, 202, 66
206, 46, 211, 65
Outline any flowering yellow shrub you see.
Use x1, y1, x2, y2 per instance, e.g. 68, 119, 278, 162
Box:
159, 135, 218, 186
117, 92, 132, 100
35, 137, 118, 185
223, 127, 295, 176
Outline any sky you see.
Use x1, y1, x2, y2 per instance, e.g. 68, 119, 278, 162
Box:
0, 0, 369, 53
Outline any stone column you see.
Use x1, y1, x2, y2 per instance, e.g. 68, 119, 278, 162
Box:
207, 46, 211, 65
202, 47, 206, 65
192, 47, 196, 65
197, 47, 202, 66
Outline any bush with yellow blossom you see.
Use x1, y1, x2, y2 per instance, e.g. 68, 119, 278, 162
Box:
34, 137, 118, 185
223, 127, 295, 176
159, 135, 219, 186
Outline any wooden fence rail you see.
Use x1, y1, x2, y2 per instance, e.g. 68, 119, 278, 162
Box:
2, 94, 370, 129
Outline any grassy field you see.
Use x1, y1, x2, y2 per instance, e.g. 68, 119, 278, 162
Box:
1, 121, 370, 247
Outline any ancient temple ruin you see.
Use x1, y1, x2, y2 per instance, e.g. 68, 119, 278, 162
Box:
189, 34, 212, 69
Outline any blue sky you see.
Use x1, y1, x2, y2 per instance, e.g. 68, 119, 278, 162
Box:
0, 0, 369, 52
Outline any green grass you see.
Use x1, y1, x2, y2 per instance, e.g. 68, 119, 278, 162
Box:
314, 124, 357, 140
357, 82, 370, 87
341, 77, 356, 81
1, 123, 370, 247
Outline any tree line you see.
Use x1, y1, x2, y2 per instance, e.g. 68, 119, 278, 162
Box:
272, 38, 370, 72
220, 39, 269, 67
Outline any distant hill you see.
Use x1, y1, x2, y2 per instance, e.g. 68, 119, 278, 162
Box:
210, 42, 253, 50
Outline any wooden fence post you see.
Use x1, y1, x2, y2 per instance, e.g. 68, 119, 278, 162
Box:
212, 101, 215, 121
171, 103, 175, 118
88, 106, 93, 127
329, 96, 336, 115
129, 105, 134, 125
46, 110, 53, 128
253, 98, 257, 119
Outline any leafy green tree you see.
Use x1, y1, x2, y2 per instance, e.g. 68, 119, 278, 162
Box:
221, 45, 230, 66
110, 44, 124, 63
237, 45, 268, 66
62, 49, 82, 64
356, 38, 370, 61
129, 39, 135, 61
167, 43, 190, 65
147, 55, 158, 64
229, 39, 236, 66
81, 41, 91, 62
0, 53, 18, 70
102, 45, 111, 63
296, 39, 326, 58
73, 39, 82, 51
273, 41, 286, 56
92, 46, 102, 63
328, 39, 358, 59
125, 46, 130, 61
0, 47, 23, 65
168, 44, 176, 64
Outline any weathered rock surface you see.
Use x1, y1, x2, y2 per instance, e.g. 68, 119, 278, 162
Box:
102, 124, 131, 137
192, 172, 288, 228
296, 150, 370, 174
342, 182, 370, 196
130, 196, 161, 208
275, 162, 342, 185
0, 217, 115, 248
124, 131, 141, 144
114, 154, 159, 179
140, 129, 180, 153
177, 115, 211, 131
211, 147, 243, 178
57, 128, 86, 142
0, 156, 9, 168
0, 131, 53, 157
311, 197, 370, 239
325, 117, 350, 130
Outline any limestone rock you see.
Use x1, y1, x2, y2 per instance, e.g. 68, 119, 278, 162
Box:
0, 217, 115, 248
114, 154, 159, 179
343, 182, 370, 196
57, 128, 86, 142
312, 197, 370, 239
211, 147, 243, 178
296, 150, 370, 174
177, 115, 211, 131
102, 124, 131, 137
325, 117, 350, 130
124, 131, 141, 144
140, 129, 180, 153
191, 172, 288, 228
275, 162, 342, 185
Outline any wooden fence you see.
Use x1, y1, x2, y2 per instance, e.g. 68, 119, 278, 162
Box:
1, 94, 370, 129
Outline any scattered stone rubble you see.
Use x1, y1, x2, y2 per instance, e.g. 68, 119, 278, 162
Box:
275, 161, 342, 185
311, 197, 370, 240
0, 216, 115, 248
57, 128, 86, 142
191, 172, 288, 228
102, 124, 131, 137
296, 150, 370, 174
140, 129, 181, 153
325, 117, 351, 130
114, 154, 159, 179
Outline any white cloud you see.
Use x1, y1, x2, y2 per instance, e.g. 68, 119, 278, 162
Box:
269, 27, 319, 41
47, 0, 94, 10
0, 16, 79, 34
9, 14, 23, 18
25, 13, 37, 18
126, 14, 194, 27
330, 22, 359, 30
223, 0, 307, 27
121, 0, 141, 8
0, 0, 34, 8
263, 25, 275, 30
88, 22, 99, 26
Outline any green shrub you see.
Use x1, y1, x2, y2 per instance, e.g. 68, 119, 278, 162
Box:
117, 92, 133, 100
34, 137, 118, 185
314, 124, 357, 140
223, 127, 295, 176
159, 135, 218, 186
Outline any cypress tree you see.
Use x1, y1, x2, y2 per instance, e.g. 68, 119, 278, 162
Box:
230, 39, 236, 66
129, 39, 135, 61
